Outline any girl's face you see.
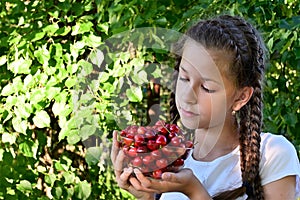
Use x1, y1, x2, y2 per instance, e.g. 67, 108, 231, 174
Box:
175, 41, 237, 130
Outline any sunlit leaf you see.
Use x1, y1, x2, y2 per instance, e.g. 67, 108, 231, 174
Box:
33, 110, 51, 128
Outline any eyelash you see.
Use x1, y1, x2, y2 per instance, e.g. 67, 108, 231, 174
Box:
179, 77, 215, 93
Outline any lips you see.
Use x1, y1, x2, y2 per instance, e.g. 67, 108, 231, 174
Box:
179, 106, 199, 117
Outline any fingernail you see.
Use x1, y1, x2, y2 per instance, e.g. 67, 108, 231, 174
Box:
124, 167, 131, 173
162, 173, 171, 180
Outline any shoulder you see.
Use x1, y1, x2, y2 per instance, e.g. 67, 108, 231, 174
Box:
260, 132, 297, 154
261, 133, 295, 151
259, 132, 300, 186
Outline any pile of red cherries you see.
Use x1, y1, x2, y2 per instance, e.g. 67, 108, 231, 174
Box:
119, 120, 193, 179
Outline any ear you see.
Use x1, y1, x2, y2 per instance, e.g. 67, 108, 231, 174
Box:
232, 87, 254, 111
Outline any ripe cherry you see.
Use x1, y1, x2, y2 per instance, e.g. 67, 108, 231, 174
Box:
167, 131, 177, 140
152, 169, 163, 179
123, 137, 134, 146
137, 126, 147, 134
173, 158, 184, 167
142, 155, 154, 165
147, 140, 159, 151
134, 134, 145, 147
127, 147, 137, 157
136, 145, 148, 153
170, 124, 179, 133
156, 158, 168, 169
171, 136, 182, 146
120, 130, 128, 137
156, 135, 167, 146
151, 150, 162, 159
185, 140, 194, 148
161, 146, 174, 156
132, 156, 142, 167
158, 126, 168, 135
145, 130, 156, 140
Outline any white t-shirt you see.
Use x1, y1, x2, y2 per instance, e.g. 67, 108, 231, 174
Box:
160, 132, 300, 200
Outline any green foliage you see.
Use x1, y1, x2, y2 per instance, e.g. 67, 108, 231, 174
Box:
0, 0, 299, 199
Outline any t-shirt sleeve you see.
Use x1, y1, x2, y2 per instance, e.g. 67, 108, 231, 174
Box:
259, 133, 300, 191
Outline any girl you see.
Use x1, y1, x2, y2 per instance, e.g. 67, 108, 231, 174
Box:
111, 15, 300, 200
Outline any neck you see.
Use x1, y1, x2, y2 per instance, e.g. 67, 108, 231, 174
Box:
192, 120, 239, 162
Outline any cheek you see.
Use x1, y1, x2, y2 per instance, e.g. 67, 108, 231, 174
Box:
208, 94, 228, 121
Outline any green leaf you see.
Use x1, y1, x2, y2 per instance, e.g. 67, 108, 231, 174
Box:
32, 31, 45, 42
43, 24, 59, 36
33, 110, 51, 128
2, 132, 16, 145
34, 45, 50, 65
71, 21, 93, 35
8, 57, 32, 74
55, 26, 71, 36
12, 117, 27, 134
97, 22, 109, 35
75, 180, 91, 199
85, 147, 102, 166
152, 67, 162, 78
0, 55, 7, 66
79, 124, 96, 141
66, 130, 81, 144
19, 141, 34, 157
52, 102, 66, 117
1, 84, 14, 96
30, 89, 45, 104
63, 171, 75, 185
45, 174, 56, 187
53, 187, 63, 199
99, 72, 109, 83
65, 77, 77, 88
16, 180, 32, 192
132, 70, 148, 85
126, 86, 143, 102
14, 103, 31, 119
78, 59, 93, 75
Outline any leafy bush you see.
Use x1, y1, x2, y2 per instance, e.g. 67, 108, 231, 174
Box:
0, 0, 299, 199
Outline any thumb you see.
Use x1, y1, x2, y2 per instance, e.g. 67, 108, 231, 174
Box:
161, 168, 193, 182
161, 172, 177, 182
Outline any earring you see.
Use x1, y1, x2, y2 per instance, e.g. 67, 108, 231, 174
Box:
232, 110, 236, 116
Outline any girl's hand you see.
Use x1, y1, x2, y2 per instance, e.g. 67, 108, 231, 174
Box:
133, 168, 212, 200
110, 131, 156, 200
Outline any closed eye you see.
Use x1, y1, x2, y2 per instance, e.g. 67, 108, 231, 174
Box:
201, 85, 216, 93
179, 77, 189, 82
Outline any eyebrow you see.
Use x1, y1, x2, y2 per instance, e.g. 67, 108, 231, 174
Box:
179, 66, 221, 85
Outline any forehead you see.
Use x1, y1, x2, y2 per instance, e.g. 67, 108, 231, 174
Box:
182, 40, 236, 78
181, 41, 224, 80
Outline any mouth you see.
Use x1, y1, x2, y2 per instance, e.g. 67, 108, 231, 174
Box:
179, 107, 199, 117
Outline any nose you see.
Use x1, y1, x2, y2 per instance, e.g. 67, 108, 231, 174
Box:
181, 83, 197, 104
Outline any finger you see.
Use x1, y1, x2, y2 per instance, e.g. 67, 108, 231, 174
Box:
132, 168, 160, 193
129, 168, 159, 193
110, 130, 120, 163
161, 172, 177, 182
118, 167, 133, 188
133, 168, 152, 187
162, 168, 193, 182
114, 150, 126, 172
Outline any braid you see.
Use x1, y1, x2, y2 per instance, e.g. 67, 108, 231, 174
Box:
180, 15, 266, 199
245, 23, 265, 198
220, 15, 265, 199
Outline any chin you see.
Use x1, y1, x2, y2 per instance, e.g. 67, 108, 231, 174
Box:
180, 118, 201, 130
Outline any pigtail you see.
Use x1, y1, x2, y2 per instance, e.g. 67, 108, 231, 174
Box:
245, 24, 266, 199
220, 15, 266, 199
